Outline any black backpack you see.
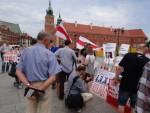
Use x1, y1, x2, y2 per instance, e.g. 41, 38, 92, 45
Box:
65, 76, 84, 110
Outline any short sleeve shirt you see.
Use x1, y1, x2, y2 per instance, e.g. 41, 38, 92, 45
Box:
55, 47, 77, 73
119, 53, 149, 93
16, 43, 61, 82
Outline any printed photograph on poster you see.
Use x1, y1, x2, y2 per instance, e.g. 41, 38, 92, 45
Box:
95, 74, 109, 85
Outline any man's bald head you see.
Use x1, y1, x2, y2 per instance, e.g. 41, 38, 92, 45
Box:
37, 31, 51, 41
37, 31, 53, 48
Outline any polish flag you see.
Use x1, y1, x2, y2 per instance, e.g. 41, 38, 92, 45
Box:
55, 22, 72, 41
76, 36, 98, 49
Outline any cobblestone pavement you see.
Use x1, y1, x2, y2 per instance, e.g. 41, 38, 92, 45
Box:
0, 56, 117, 113
0, 73, 117, 113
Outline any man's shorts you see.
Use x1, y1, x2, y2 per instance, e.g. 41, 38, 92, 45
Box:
118, 89, 137, 108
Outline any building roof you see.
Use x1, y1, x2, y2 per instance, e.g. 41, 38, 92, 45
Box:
0, 20, 22, 33
64, 22, 147, 38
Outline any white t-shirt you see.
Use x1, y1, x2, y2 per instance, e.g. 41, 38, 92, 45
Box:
86, 55, 95, 64
85, 54, 95, 75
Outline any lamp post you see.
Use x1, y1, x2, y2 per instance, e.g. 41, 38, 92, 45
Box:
74, 34, 77, 48
114, 28, 124, 56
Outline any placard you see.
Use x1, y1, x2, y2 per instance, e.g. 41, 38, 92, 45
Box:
3, 50, 20, 62
90, 82, 108, 100
90, 69, 115, 99
119, 44, 130, 55
103, 43, 116, 64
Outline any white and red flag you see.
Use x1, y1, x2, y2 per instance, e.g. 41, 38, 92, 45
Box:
76, 36, 98, 49
55, 22, 72, 41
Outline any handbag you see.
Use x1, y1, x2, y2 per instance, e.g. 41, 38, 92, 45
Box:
65, 76, 84, 109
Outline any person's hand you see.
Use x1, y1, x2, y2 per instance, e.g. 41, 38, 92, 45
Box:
28, 95, 37, 100
86, 76, 92, 81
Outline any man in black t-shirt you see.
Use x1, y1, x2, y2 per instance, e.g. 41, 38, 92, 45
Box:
114, 45, 149, 113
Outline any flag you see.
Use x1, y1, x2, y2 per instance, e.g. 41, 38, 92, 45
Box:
55, 22, 72, 41
76, 36, 98, 49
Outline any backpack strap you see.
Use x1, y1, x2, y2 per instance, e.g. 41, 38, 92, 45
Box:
68, 76, 80, 97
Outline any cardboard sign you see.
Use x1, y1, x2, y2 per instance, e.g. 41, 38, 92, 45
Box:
3, 50, 20, 62
119, 44, 130, 55
103, 43, 116, 64
90, 69, 115, 99
90, 82, 108, 100
107, 79, 131, 113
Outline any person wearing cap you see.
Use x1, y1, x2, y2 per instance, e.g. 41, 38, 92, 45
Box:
55, 40, 77, 100
16, 31, 61, 113
114, 44, 150, 113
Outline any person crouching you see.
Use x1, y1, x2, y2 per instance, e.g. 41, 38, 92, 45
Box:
65, 65, 93, 112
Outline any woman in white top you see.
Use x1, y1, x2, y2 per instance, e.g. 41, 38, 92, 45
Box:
84, 47, 96, 76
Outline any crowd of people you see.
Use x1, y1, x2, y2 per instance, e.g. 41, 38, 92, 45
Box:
0, 31, 150, 113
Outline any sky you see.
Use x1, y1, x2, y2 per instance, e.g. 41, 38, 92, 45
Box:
0, 0, 150, 39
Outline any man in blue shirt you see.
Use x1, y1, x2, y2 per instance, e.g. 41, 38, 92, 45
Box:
16, 31, 61, 113
55, 40, 77, 100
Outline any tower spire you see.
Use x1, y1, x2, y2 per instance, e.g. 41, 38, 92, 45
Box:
57, 12, 62, 25
46, 0, 54, 16
59, 12, 61, 18
49, 0, 51, 8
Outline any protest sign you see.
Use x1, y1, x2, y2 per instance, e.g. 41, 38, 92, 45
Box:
119, 44, 130, 55
103, 43, 116, 64
107, 79, 131, 113
3, 50, 19, 63
90, 69, 115, 100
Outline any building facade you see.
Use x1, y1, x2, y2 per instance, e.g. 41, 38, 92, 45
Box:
45, 1, 147, 48
0, 20, 31, 46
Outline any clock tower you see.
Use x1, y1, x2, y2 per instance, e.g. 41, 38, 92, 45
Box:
45, 0, 55, 34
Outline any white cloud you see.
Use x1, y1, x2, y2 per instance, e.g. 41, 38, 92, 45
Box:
0, 0, 149, 38
0, 1, 45, 37
59, 3, 133, 29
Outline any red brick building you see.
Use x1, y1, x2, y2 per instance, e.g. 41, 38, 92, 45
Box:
45, 1, 147, 48
0, 20, 31, 46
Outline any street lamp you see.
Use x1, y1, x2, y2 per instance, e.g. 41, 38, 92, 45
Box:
114, 28, 124, 56
73, 34, 77, 48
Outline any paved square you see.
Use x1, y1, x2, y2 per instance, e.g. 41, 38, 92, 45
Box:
0, 73, 117, 113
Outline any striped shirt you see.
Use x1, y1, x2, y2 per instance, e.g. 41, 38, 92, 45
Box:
136, 61, 150, 113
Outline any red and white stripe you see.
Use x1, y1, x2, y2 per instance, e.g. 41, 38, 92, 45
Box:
76, 36, 98, 49
55, 22, 72, 41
